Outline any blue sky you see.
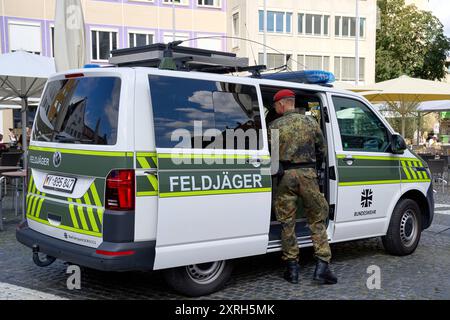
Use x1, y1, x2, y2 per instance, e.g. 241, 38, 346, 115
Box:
429, 0, 450, 37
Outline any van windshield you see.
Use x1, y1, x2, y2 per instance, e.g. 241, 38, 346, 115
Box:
33, 77, 121, 145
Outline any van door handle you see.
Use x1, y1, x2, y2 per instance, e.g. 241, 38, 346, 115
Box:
246, 158, 262, 168
343, 156, 355, 166
144, 171, 157, 176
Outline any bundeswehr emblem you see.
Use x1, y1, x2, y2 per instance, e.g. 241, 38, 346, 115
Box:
361, 189, 373, 208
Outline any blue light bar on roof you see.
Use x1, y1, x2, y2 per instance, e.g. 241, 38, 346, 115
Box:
261, 70, 336, 85
84, 64, 101, 69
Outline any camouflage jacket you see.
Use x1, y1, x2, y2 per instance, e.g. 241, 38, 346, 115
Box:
268, 110, 327, 164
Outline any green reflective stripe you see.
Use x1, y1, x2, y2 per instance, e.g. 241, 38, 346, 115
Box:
401, 161, 412, 180
89, 183, 102, 207
340, 180, 401, 186
83, 193, 99, 233
26, 195, 34, 216
405, 179, 431, 183
137, 152, 158, 169
27, 214, 102, 238
137, 157, 152, 169
67, 198, 80, 229
407, 161, 418, 180
26, 193, 33, 212
30, 186, 40, 217
147, 175, 159, 191
340, 179, 430, 186
28, 146, 133, 158
137, 191, 158, 197
413, 161, 424, 180
89, 183, 104, 224
35, 195, 45, 219
336, 155, 418, 162
97, 208, 104, 224
27, 176, 34, 193
75, 199, 89, 231
137, 152, 157, 157
160, 188, 271, 198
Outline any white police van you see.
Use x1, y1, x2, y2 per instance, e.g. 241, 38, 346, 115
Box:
17, 44, 434, 297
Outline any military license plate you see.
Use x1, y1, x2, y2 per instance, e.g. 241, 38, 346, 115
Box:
43, 175, 77, 193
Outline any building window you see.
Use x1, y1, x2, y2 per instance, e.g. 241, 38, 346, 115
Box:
258, 53, 289, 69
163, 33, 190, 44
298, 55, 330, 71
163, 0, 189, 5
258, 10, 292, 34
197, 0, 221, 8
232, 12, 240, 48
197, 35, 222, 51
334, 56, 365, 81
8, 21, 42, 55
335, 16, 366, 37
91, 30, 118, 61
298, 14, 330, 36
129, 32, 154, 48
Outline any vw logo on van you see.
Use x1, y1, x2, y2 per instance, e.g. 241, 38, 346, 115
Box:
53, 152, 62, 168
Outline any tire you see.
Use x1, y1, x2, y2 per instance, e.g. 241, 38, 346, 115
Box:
382, 199, 422, 256
164, 260, 233, 297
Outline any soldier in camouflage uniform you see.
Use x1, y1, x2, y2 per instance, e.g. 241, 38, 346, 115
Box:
269, 89, 337, 285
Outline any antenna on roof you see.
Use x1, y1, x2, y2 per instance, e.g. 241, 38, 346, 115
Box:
158, 41, 183, 70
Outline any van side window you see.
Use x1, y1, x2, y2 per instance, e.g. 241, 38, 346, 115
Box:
149, 75, 262, 150
333, 96, 390, 153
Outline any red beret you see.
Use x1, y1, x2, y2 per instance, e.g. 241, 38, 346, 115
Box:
273, 89, 295, 102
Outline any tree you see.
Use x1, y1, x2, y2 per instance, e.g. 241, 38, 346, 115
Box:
376, 0, 450, 140
376, 0, 450, 82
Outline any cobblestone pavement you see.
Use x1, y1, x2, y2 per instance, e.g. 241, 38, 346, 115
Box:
0, 193, 450, 300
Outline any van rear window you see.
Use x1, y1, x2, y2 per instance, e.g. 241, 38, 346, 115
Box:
33, 77, 121, 145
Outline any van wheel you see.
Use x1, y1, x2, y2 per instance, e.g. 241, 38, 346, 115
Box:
164, 260, 233, 297
382, 199, 422, 256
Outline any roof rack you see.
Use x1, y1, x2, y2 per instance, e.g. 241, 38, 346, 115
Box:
109, 42, 260, 74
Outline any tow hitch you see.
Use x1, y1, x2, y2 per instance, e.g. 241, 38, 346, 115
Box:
32, 245, 56, 267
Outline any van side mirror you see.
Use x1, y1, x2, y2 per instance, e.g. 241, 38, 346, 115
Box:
391, 134, 407, 154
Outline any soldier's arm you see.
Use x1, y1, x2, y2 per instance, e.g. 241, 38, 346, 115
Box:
314, 121, 327, 164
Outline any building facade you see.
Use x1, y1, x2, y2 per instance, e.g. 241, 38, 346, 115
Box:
0, 0, 227, 60
0, 0, 227, 137
227, 0, 378, 85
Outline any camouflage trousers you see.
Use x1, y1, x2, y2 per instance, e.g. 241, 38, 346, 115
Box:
274, 168, 331, 263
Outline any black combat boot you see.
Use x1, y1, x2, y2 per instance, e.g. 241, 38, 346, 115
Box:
283, 260, 300, 284
313, 259, 338, 285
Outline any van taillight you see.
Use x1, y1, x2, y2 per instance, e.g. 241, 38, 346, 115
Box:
105, 170, 135, 211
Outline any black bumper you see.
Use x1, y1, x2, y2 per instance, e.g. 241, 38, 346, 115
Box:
16, 221, 156, 272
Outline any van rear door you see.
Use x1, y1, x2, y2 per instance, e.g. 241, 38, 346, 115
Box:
27, 70, 134, 248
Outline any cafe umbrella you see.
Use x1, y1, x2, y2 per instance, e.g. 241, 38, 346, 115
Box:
359, 75, 450, 142
0, 50, 56, 211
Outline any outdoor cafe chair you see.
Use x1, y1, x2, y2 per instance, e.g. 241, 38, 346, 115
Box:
427, 159, 448, 192
0, 152, 22, 167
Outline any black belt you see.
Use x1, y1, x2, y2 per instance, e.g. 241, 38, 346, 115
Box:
280, 161, 316, 170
